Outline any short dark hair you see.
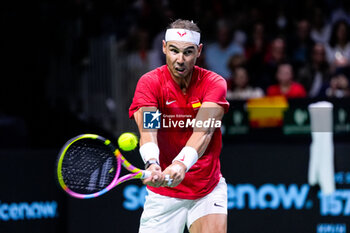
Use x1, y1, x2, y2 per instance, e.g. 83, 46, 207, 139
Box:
168, 19, 201, 33
329, 20, 350, 47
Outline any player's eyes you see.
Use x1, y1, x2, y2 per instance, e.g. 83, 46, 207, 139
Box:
169, 49, 194, 56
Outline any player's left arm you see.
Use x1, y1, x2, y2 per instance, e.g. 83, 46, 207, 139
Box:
186, 102, 224, 156
162, 102, 224, 187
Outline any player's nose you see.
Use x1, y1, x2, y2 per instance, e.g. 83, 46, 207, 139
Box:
177, 53, 185, 64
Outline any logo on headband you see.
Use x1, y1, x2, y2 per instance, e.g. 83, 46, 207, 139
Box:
177, 31, 187, 37
165, 29, 200, 45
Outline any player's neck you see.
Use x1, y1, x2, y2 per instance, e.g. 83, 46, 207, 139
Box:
165, 65, 194, 93
172, 73, 192, 93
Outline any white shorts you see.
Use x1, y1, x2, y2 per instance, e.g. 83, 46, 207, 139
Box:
139, 177, 227, 233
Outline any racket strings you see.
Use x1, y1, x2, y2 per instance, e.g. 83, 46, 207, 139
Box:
61, 140, 117, 194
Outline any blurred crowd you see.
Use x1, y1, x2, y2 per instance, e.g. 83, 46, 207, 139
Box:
3, 0, 350, 146
104, 0, 350, 100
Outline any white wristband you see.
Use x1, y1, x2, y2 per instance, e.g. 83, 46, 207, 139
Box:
173, 146, 198, 172
139, 142, 159, 163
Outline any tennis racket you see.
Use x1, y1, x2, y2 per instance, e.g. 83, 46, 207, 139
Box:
56, 134, 151, 199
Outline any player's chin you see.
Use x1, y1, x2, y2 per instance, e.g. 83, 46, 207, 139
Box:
174, 71, 189, 79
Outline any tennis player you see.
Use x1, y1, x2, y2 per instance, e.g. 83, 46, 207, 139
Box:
129, 19, 229, 233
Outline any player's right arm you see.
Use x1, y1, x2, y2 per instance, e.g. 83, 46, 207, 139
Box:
134, 107, 164, 187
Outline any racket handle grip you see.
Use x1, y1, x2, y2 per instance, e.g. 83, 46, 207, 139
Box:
142, 170, 151, 179
164, 174, 173, 186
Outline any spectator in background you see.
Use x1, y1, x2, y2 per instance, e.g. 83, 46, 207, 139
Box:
274, 7, 290, 37
126, 27, 153, 73
226, 54, 245, 94
122, 27, 155, 111
267, 63, 307, 98
261, 37, 288, 89
264, 37, 287, 69
288, 19, 314, 70
148, 9, 175, 69
245, 22, 269, 87
226, 67, 264, 100
205, 19, 244, 79
227, 54, 246, 74
329, 3, 350, 25
325, 73, 350, 98
149, 30, 166, 69
297, 43, 330, 98
310, 7, 331, 44
325, 20, 350, 72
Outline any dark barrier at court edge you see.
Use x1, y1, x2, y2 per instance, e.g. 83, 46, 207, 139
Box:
3, 145, 347, 233
222, 99, 350, 138
119, 144, 350, 233
0, 118, 349, 232
0, 150, 67, 233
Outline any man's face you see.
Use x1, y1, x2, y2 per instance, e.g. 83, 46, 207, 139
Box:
271, 38, 285, 62
312, 44, 326, 64
162, 40, 202, 80
277, 64, 293, 84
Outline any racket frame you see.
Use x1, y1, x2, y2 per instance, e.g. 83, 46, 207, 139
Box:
57, 134, 150, 199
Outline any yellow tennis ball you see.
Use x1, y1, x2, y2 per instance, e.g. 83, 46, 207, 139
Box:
118, 132, 138, 151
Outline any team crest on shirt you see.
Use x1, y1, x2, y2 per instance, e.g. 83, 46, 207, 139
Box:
190, 98, 202, 110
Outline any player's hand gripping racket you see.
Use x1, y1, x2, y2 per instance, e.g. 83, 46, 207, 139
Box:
56, 134, 151, 199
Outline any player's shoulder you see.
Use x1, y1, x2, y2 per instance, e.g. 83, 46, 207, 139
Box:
138, 66, 166, 85
195, 66, 226, 83
292, 82, 305, 88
